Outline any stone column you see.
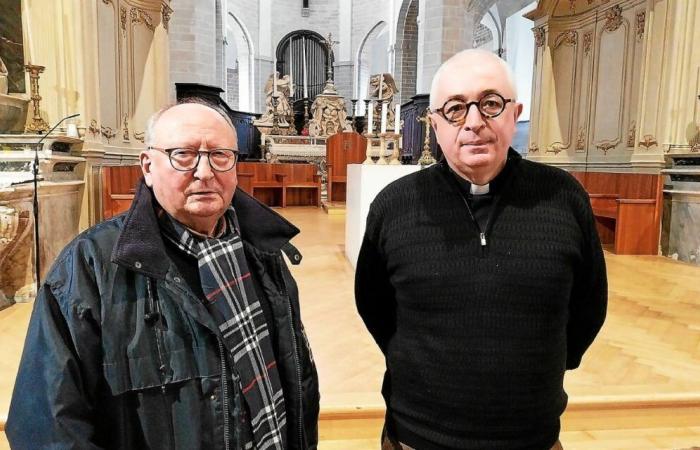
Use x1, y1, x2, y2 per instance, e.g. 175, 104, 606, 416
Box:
416, 0, 475, 95
169, 0, 219, 93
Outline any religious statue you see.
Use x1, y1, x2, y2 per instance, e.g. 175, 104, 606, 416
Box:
308, 94, 352, 138
259, 71, 293, 127
0, 56, 9, 95
368, 73, 399, 131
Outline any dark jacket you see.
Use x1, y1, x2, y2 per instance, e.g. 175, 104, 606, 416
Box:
6, 181, 320, 450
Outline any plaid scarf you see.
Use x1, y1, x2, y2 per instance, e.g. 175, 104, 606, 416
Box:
159, 208, 286, 450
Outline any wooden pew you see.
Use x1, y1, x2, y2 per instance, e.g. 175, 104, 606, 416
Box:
99, 162, 320, 221
101, 165, 142, 220
236, 162, 321, 207
326, 132, 367, 203
571, 171, 663, 255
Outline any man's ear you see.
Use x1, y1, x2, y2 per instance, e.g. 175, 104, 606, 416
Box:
514, 102, 524, 122
139, 151, 154, 187
429, 114, 439, 133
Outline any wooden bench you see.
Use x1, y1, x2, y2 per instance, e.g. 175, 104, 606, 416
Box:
326, 132, 367, 203
237, 162, 321, 208
571, 171, 663, 255
101, 165, 142, 220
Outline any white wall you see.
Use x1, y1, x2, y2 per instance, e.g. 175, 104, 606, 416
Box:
504, 1, 536, 121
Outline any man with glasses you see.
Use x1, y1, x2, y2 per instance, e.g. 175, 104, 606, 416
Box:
356, 49, 607, 450
7, 100, 320, 450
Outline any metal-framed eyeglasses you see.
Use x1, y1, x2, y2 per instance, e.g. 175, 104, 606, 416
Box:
147, 147, 239, 172
431, 92, 514, 126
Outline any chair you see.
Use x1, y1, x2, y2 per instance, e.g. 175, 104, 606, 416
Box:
325, 132, 367, 203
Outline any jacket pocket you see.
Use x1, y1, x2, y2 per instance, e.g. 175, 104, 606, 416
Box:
103, 346, 218, 395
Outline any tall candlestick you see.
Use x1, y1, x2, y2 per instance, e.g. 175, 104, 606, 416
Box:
273, 56, 278, 95
394, 103, 401, 132
367, 101, 374, 135
380, 101, 388, 134
289, 38, 294, 96
302, 36, 308, 98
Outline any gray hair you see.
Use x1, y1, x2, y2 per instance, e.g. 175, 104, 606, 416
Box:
429, 49, 518, 109
144, 98, 237, 147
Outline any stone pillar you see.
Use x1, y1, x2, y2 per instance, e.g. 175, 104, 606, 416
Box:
417, 0, 475, 95
169, 0, 218, 93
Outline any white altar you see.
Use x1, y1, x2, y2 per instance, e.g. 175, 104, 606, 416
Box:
345, 163, 421, 268
263, 135, 327, 164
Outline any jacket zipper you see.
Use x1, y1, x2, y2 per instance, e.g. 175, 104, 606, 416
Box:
217, 338, 231, 450
276, 256, 305, 449
146, 279, 168, 394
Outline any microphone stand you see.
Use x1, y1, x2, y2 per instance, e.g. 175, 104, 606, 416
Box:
32, 113, 80, 290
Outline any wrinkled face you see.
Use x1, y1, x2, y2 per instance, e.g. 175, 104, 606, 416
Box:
140, 103, 238, 235
430, 56, 522, 184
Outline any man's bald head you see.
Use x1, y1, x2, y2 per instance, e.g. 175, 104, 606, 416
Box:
429, 49, 517, 110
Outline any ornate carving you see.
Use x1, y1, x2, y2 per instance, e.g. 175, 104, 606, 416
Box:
576, 127, 586, 151
308, 94, 352, 137
627, 122, 636, 147
130, 7, 155, 32
604, 5, 623, 32
120, 6, 128, 35
88, 119, 100, 137
101, 126, 117, 142
122, 115, 130, 142
134, 131, 145, 143
528, 143, 539, 153
546, 142, 566, 154
161, 2, 173, 31
595, 140, 619, 154
554, 30, 578, 49
636, 11, 646, 41
533, 27, 546, 48
638, 134, 658, 149
369, 73, 399, 131
583, 32, 592, 55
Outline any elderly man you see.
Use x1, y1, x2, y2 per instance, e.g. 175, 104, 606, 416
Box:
355, 49, 607, 450
7, 101, 319, 450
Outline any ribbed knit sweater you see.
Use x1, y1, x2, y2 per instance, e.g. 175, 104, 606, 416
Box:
355, 150, 607, 450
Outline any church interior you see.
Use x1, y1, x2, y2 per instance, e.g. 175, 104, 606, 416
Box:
1, 0, 700, 448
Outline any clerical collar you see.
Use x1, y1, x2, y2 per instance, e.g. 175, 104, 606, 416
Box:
470, 183, 490, 195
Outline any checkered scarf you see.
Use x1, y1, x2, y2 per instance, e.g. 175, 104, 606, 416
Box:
160, 208, 286, 450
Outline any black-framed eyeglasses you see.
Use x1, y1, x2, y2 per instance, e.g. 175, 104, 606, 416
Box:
147, 147, 239, 172
431, 92, 514, 125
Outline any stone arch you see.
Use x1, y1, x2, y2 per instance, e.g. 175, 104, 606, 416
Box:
354, 21, 389, 113
227, 12, 256, 112
394, 0, 418, 105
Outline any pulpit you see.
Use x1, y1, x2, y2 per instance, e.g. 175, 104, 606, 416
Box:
326, 132, 367, 203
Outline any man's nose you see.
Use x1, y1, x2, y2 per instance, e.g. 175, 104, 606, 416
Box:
193, 153, 214, 180
462, 104, 485, 132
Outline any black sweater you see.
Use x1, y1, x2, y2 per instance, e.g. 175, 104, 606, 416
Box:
355, 150, 607, 450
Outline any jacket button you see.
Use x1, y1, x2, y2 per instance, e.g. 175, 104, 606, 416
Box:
210, 394, 216, 401
134, 261, 142, 269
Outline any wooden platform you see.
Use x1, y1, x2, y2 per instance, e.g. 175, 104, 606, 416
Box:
1, 207, 700, 449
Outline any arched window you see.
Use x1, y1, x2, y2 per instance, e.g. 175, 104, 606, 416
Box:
276, 30, 332, 104
226, 12, 255, 112
355, 22, 389, 114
